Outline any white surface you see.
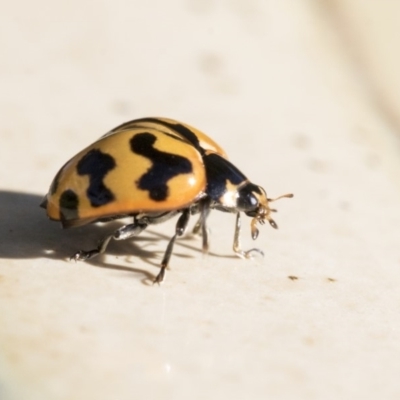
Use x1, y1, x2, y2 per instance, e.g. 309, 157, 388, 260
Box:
1, 1, 400, 399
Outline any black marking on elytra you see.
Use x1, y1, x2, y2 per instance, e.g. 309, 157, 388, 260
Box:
49, 166, 64, 195
59, 189, 79, 221
130, 132, 192, 201
166, 122, 204, 155
77, 149, 116, 207
128, 118, 204, 155
203, 153, 247, 201
155, 129, 189, 144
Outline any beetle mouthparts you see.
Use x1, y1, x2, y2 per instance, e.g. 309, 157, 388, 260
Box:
255, 192, 294, 233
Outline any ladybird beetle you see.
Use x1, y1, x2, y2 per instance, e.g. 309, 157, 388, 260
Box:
41, 117, 293, 283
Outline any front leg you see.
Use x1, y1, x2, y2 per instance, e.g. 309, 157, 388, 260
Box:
233, 212, 264, 259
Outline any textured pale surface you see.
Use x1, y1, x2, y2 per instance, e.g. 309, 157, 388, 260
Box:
1, 1, 400, 399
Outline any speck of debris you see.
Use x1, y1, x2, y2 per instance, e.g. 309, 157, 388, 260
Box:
288, 275, 299, 281
327, 277, 336, 282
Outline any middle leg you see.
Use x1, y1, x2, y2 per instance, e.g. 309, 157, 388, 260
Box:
192, 198, 211, 253
154, 209, 191, 284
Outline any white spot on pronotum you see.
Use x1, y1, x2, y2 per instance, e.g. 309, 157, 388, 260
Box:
220, 191, 237, 208
220, 180, 239, 208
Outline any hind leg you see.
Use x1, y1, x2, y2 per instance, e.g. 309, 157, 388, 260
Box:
71, 219, 148, 261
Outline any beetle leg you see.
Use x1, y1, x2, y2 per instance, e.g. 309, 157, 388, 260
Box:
233, 213, 264, 259
71, 235, 113, 261
71, 220, 148, 261
192, 215, 202, 235
192, 199, 211, 252
154, 209, 190, 284
200, 200, 211, 253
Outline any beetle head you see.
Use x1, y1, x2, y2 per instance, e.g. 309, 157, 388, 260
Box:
236, 183, 293, 240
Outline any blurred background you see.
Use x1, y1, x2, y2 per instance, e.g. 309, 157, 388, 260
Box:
1, 1, 400, 399
1, 0, 400, 194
